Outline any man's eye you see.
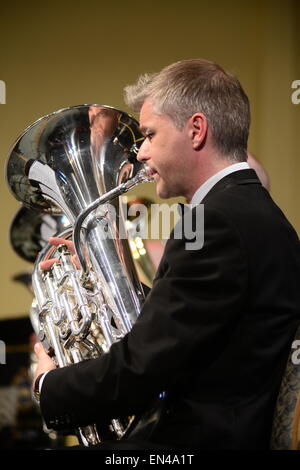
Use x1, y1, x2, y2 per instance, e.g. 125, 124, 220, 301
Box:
146, 133, 154, 140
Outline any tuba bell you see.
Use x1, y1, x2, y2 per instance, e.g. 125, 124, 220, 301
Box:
6, 104, 152, 446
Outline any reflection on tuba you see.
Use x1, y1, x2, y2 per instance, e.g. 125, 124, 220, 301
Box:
6, 105, 152, 446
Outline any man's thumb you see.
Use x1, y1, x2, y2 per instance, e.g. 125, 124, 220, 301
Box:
34, 342, 43, 355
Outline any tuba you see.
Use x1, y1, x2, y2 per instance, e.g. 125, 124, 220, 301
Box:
6, 105, 152, 446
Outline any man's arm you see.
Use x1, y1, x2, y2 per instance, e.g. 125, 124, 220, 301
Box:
38, 206, 247, 430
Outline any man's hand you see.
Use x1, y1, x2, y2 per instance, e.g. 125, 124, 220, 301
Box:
39, 237, 79, 270
33, 342, 56, 386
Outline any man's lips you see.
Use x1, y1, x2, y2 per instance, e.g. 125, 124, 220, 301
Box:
145, 166, 158, 178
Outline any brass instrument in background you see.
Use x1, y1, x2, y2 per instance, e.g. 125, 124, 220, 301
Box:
123, 196, 158, 286
10, 205, 70, 265
6, 105, 152, 446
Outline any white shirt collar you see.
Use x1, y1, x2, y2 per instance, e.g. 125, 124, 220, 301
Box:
191, 162, 250, 206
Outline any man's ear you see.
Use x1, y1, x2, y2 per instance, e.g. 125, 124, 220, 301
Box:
188, 113, 208, 150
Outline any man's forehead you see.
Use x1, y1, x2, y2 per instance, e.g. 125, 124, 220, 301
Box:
139, 100, 171, 131
139, 100, 156, 132
139, 99, 155, 118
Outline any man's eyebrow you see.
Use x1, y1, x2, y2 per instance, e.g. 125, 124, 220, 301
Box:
139, 126, 154, 135
139, 126, 148, 135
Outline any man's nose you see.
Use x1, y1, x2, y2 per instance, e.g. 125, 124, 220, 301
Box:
137, 139, 149, 162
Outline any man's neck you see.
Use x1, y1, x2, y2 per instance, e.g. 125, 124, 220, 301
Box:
185, 157, 237, 202
190, 161, 250, 205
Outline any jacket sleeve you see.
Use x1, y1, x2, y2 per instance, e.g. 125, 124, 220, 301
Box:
40, 206, 248, 430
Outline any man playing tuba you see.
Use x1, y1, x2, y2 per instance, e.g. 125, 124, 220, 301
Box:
29, 59, 300, 449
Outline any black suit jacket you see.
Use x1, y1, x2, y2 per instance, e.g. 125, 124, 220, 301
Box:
40, 169, 300, 449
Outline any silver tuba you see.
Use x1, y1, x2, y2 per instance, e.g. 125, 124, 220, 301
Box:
6, 105, 152, 446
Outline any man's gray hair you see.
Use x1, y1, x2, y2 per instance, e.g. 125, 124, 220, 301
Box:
124, 59, 250, 162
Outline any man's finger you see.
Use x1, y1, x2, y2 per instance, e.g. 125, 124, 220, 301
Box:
33, 342, 56, 377
48, 237, 75, 254
40, 258, 59, 271
71, 254, 80, 270
34, 342, 48, 358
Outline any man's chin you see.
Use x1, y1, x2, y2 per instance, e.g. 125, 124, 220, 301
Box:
156, 184, 176, 200
156, 183, 168, 199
